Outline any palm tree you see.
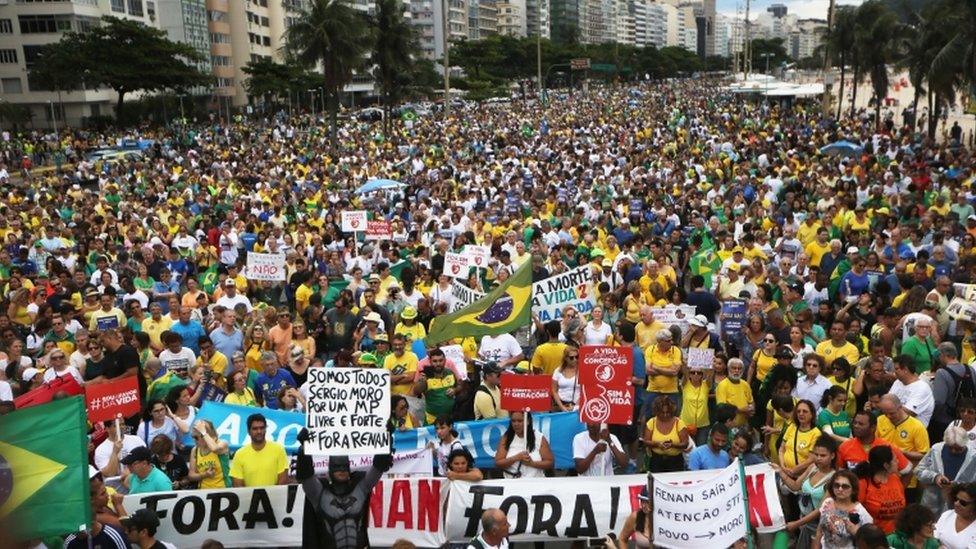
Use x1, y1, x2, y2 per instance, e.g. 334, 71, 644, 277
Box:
896, 5, 952, 132
287, 0, 369, 151
372, 0, 417, 139
931, 0, 976, 98
854, 1, 900, 129
821, 5, 857, 119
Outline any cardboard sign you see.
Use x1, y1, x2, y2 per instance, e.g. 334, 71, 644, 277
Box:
443, 252, 469, 279
463, 245, 491, 269
366, 220, 392, 240
14, 374, 84, 410
305, 368, 391, 456
578, 345, 634, 425
341, 210, 367, 232
652, 461, 747, 548
244, 252, 286, 281
531, 266, 596, 322
686, 348, 715, 370
449, 280, 484, 312
649, 305, 696, 332
85, 376, 141, 423
499, 374, 552, 412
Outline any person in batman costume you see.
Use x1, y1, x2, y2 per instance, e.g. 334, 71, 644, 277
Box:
296, 428, 393, 549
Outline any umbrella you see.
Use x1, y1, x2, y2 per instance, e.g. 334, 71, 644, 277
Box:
354, 178, 406, 195
819, 140, 863, 157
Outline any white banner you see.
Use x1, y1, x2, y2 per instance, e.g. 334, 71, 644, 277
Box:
444, 252, 469, 279
652, 461, 747, 548
305, 368, 391, 456
244, 252, 286, 281
463, 245, 491, 269
122, 479, 449, 549
341, 210, 367, 232
445, 474, 647, 542
655, 462, 785, 534
450, 280, 485, 312
686, 348, 714, 370
531, 266, 596, 322
650, 305, 697, 332
301, 447, 434, 477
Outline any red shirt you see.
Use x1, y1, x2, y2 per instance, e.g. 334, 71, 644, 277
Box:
836, 437, 910, 472
858, 474, 906, 534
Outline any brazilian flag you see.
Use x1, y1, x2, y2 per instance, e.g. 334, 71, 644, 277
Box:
689, 248, 722, 290
0, 397, 91, 540
198, 263, 219, 294
426, 259, 532, 345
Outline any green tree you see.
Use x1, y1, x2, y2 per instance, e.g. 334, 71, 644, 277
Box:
32, 17, 210, 122
931, 0, 976, 98
855, 0, 900, 128
821, 5, 858, 119
749, 38, 789, 72
242, 58, 296, 105
371, 0, 417, 137
895, 6, 948, 130
287, 0, 369, 150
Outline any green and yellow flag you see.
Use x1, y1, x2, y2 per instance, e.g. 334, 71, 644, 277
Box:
0, 397, 91, 540
198, 263, 219, 294
426, 259, 532, 345
689, 248, 722, 290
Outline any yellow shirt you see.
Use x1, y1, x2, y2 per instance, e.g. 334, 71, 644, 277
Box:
797, 222, 822, 246
140, 316, 174, 349
229, 441, 288, 487
877, 414, 930, 487
751, 349, 778, 383
828, 375, 857, 416
644, 344, 682, 394
646, 417, 687, 456
635, 320, 666, 349
716, 378, 754, 426
394, 322, 427, 343
805, 241, 831, 267
384, 351, 419, 395
814, 340, 860, 367
295, 284, 314, 313
531, 341, 567, 376
194, 448, 228, 490
680, 381, 710, 428
780, 425, 822, 469
88, 308, 127, 332
245, 343, 266, 373
224, 388, 258, 407
197, 352, 228, 378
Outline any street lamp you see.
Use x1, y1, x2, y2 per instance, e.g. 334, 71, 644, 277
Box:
760, 52, 774, 100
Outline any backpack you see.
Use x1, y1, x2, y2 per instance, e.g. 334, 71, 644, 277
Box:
945, 364, 976, 418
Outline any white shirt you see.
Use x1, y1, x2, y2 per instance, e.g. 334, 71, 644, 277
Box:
478, 334, 522, 365
0, 380, 12, 401
93, 434, 146, 472
792, 375, 833, 411
583, 321, 612, 345
159, 347, 197, 374
216, 293, 253, 313
42, 365, 83, 385
935, 509, 976, 549
123, 290, 149, 309
572, 431, 624, 476
890, 378, 935, 426
466, 535, 509, 549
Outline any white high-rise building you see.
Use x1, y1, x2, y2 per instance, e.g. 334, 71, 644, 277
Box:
411, 0, 468, 59
526, 0, 549, 38
496, 0, 527, 36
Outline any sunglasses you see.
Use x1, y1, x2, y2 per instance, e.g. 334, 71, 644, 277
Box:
957, 498, 975, 507
832, 483, 852, 490
764, 338, 776, 343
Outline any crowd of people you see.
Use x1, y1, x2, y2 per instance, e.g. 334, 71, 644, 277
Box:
2, 77, 976, 549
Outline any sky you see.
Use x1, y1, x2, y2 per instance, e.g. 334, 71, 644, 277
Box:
715, 0, 863, 20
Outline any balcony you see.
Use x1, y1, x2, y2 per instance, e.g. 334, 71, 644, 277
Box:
206, 0, 229, 11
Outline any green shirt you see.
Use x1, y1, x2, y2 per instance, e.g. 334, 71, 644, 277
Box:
899, 336, 939, 374
886, 530, 940, 549
816, 408, 851, 438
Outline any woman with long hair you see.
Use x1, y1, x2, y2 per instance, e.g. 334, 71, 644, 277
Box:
432, 416, 466, 477
778, 435, 838, 547
787, 325, 814, 370
224, 370, 258, 407
855, 445, 907, 535
551, 345, 580, 412
187, 419, 231, 489
934, 482, 976, 548
779, 400, 822, 477
137, 399, 180, 449
886, 504, 939, 548
642, 395, 689, 473
244, 323, 268, 373
494, 411, 554, 478
618, 485, 653, 548
165, 385, 197, 448
389, 394, 419, 431
445, 447, 483, 482
818, 385, 852, 443
583, 306, 613, 345
813, 469, 873, 549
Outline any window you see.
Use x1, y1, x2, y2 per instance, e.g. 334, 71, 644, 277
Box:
261, 35, 270, 46
210, 55, 230, 66
0, 19, 12, 34
2, 77, 22, 94
216, 77, 232, 87
260, 16, 269, 26
209, 10, 226, 22
18, 14, 72, 33
111, 0, 124, 12
0, 49, 16, 63
128, 0, 143, 16
210, 32, 230, 43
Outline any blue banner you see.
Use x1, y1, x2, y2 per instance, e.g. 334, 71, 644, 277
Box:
194, 401, 585, 469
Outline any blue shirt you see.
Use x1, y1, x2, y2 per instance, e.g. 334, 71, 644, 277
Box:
255, 369, 296, 409
839, 270, 871, 298
129, 466, 173, 494
172, 320, 206, 355
210, 327, 244, 374
688, 445, 730, 471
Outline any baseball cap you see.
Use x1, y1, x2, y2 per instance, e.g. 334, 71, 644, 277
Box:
846, 246, 859, 254
224, 279, 237, 287
21, 368, 39, 382
601, 258, 613, 267
688, 314, 708, 328
120, 446, 153, 465
121, 508, 161, 532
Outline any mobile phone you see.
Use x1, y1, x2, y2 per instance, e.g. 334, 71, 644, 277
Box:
848, 513, 860, 525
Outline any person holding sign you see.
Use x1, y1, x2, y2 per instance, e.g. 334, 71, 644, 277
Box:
494, 411, 553, 478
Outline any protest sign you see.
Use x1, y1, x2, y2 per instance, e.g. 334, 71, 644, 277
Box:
947, 296, 976, 323
531, 266, 596, 322
305, 368, 391, 456
499, 374, 552, 412
652, 461, 747, 548
463, 245, 491, 269
195, 400, 305, 453
444, 252, 469, 279
578, 345, 634, 425
686, 348, 715, 370
365, 220, 392, 240
450, 280, 484, 312
306, 447, 433, 477
244, 252, 286, 282
440, 344, 469, 380
14, 374, 83, 410
445, 475, 647, 542
85, 376, 141, 423
122, 485, 304, 549
369, 478, 447, 547
720, 299, 747, 336
341, 210, 367, 232
649, 305, 696, 332
655, 463, 785, 533
954, 283, 976, 301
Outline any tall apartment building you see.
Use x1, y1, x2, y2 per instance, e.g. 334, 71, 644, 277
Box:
411, 0, 468, 59
496, 0, 526, 36
0, 0, 161, 127
614, 0, 634, 46
525, 0, 548, 38
790, 18, 825, 60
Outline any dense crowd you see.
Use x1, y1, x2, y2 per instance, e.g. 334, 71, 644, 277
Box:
2, 77, 976, 549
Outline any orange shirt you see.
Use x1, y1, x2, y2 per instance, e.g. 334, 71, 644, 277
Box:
268, 324, 292, 365
858, 474, 906, 534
